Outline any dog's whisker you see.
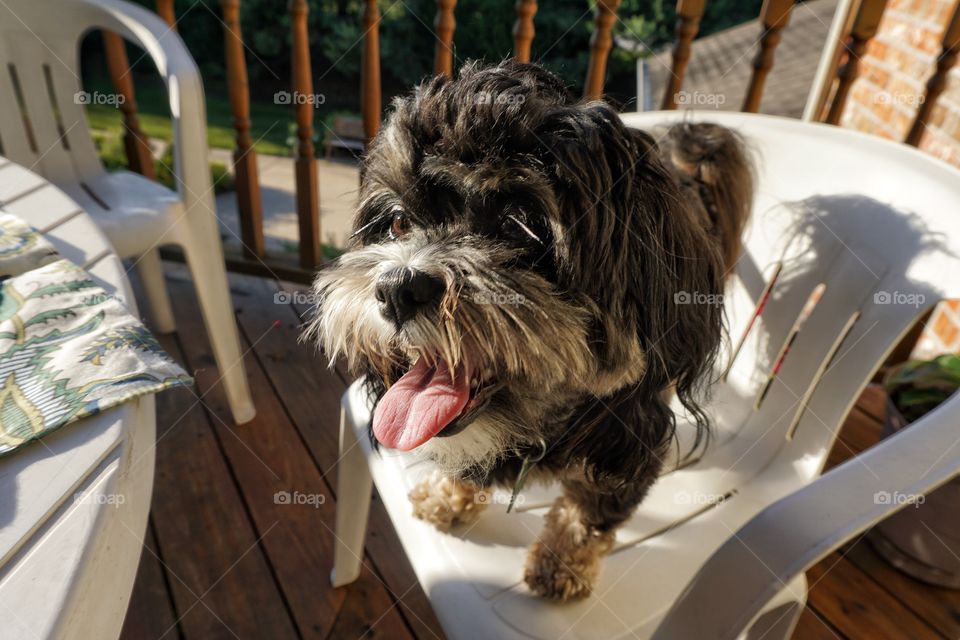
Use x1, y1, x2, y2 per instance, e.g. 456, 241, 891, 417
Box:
506, 214, 544, 245
349, 216, 383, 240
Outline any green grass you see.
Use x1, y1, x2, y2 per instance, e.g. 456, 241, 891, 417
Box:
92, 130, 235, 195
82, 69, 363, 159
281, 239, 344, 260
84, 89, 294, 157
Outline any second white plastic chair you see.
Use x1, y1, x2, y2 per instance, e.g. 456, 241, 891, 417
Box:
0, 0, 254, 423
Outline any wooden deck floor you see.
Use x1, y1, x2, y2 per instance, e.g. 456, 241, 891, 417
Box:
119, 265, 960, 640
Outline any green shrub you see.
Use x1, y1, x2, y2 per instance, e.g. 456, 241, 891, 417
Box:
884, 354, 960, 422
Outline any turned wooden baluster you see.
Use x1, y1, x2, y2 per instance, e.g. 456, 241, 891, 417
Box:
156, 0, 176, 28
661, 0, 707, 109
513, 0, 538, 63
221, 0, 265, 258
584, 0, 621, 100
905, 2, 960, 146
290, 0, 321, 267
741, 0, 795, 113
824, 0, 888, 125
103, 33, 155, 179
434, 0, 457, 77
361, 0, 382, 144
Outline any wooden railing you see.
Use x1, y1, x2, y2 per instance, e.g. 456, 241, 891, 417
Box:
361, 0, 382, 144
221, 0, 264, 259
512, 0, 538, 63
103, 32, 155, 180
906, 1, 960, 145
291, 0, 321, 268
741, 0, 794, 113
823, 0, 888, 125
434, 0, 457, 77
660, 0, 704, 109
103, 0, 959, 280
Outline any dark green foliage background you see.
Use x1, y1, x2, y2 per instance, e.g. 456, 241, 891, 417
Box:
120, 0, 763, 109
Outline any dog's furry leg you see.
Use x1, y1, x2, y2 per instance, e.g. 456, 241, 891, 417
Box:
524, 476, 653, 600
409, 470, 489, 531
524, 494, 616, 600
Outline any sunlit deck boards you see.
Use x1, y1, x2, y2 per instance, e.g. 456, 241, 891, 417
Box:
120, 265, 958, 640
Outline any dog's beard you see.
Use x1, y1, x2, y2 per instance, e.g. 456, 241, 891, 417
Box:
305, 229, 600, 474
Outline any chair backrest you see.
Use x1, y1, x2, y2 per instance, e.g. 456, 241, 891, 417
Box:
0, 1, 103, 186
589, 111, 960, 557
703, 113, 960, 484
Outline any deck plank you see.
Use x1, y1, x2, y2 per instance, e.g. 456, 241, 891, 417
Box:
824, 406, 884, 469
855, 384, 888, 423
807, 552, 944, 639
792, 607, 844, 639
843, 540, 960, 639
149, 334, 299, 639
164, 271, 414, 640
119, 521, 182, 640
228, 271, 444, 640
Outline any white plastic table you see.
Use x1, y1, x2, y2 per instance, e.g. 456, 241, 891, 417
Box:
0, 156, 154, 640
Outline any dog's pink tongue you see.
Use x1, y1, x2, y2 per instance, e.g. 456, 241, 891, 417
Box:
373, 359, 470, 451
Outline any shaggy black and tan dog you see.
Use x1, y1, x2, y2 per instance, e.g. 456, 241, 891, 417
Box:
307, 60, 753, 600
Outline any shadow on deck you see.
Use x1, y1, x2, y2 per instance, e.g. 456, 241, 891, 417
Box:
120, 264, 960, 640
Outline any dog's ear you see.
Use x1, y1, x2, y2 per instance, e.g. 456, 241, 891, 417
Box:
541, 104, 725, 483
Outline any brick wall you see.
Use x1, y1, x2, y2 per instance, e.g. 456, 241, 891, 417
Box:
840, 0, 960, 162
915, 301, 960, 358
839, 0, 960, 360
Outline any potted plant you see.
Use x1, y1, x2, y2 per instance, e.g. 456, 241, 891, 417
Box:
868, 354, 960, 588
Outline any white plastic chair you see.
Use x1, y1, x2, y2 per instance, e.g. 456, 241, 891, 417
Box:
0, 0, 254, 424
331, 111, 960, 639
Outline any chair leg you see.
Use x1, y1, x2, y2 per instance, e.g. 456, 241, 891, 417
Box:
134, 249, 176, 334
331, 405, 373, 587
179, 233, 256, 425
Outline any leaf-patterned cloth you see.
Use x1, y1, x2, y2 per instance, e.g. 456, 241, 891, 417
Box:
0, 213, 192, 456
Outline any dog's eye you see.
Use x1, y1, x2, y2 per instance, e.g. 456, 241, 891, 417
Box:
389, 211, 411, 240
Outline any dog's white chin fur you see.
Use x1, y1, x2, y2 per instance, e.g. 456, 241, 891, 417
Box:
413, 413, 514, 475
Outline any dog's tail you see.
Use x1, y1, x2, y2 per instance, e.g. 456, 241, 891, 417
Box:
662, 122, 754, 275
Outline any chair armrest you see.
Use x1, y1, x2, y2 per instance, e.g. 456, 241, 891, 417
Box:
74, 0, 214, 213
653, 391, 960, 640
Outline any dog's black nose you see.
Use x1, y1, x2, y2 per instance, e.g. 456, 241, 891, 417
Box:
375, 267, 444, 327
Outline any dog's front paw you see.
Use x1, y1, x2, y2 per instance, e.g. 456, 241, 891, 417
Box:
523, 496, 616, 600
523, 531, 613, 600
524, 539, 594, 600
408, 471, 488, 532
